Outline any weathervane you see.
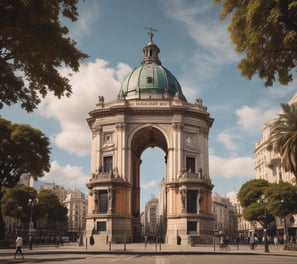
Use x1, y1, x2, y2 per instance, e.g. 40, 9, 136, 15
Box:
145, 27, 158, 42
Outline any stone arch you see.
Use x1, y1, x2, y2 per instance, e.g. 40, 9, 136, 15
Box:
128, 125, 168, 241
128, 124, 169, 153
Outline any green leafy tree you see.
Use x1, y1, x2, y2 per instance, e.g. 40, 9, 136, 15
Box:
214, 0, 297, 87
265, 181, 297, 218
237, 179, 270, 207
2, 185, 37, 231
37, 190, 68, 233
265, 181, 297, 246
270, 103, 297, 180
0, 0, 88, 111
238, 179, 297, 230
237, 179, 274, 225
0, 118, 50, 239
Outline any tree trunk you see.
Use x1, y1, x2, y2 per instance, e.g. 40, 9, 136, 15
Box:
0, 187, 6, 240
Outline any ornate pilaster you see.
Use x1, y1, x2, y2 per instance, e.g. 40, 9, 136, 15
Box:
108, 188, 114, 213
180, 186, 187, 214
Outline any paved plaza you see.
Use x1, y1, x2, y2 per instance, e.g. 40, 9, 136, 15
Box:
1, 242, 297, 263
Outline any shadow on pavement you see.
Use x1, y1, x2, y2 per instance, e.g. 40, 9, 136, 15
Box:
2, 256, 86, 264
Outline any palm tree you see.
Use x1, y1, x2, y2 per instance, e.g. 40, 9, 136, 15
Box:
270, 102, 297, 180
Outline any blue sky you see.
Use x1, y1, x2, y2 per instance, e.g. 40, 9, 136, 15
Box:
2, 0, 297, 210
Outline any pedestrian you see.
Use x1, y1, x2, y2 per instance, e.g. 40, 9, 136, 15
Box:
14, 235, 24, 259
29, 235, 33, 250
219, 236, 224, 249
250, 236, 255, 250
236, 236, 240, 250
274, 236, 278, 247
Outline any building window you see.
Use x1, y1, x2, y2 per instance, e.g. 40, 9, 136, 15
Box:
99, 190, 108, 213
97, 221, 106, 232
186, 157, 195, 173
187, 221, 197, 234
187, 190, 197, 213
104, 133, 112, 142
147, 77, 153, 83
103, 156, 112, 173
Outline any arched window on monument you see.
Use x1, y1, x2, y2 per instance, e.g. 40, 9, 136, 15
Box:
103, 156, 113, 173
187, 190, 197, 213
99, 190, 108, 213
186, 157, 195, 173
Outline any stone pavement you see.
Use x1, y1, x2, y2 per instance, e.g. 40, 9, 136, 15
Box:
0, 242, 297, 259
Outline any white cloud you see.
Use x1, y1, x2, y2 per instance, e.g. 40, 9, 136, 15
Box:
210, 155, 255, 179
38, 59, 132, 156
235, 105, 277, 135
160, 0, 238, 79
42, 161, 89, 190
141, 180, 157, 189
66, 1, 102, 41
179, 78, 202, 103
217, 131, 238, 151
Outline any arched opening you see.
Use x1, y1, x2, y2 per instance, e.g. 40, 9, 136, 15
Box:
140, 147, 166, 211
130, 126, 167, 241
140, 147, 166, 242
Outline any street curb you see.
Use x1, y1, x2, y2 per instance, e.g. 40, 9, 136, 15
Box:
0, 249, 296, 257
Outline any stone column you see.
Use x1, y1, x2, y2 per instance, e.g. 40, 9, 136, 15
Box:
180, 187, 187, 213
108, 188, 114, 213
196, 191, 201, 213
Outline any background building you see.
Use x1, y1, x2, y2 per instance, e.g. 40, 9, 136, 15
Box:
212, 192, 237, 242
226, 190, 255, 243
254, 93, 297, 240
64, 189, 88, 238
40, 183, 67, 204
143, 197, 159, 241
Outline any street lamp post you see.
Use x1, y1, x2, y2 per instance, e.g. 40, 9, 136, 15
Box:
16, 205, 23, 234
280, 199, 288, 249
28, 198, 38, 232
213, 207, 217, 252
28, 198, 38, 250
258, 194, 269, 253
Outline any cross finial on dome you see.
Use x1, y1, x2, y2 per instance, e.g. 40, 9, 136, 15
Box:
142, 27, 161, 65
145, 27, 158, 42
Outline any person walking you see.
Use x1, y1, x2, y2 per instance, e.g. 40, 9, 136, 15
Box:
14, 235, 24, 259
274, 236, 278, 247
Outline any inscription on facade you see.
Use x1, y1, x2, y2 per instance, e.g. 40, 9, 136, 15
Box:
130, 101, 169, 107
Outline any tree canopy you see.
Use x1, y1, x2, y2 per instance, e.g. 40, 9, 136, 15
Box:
0, 0, 88, 111
214, 0, 297, 87
265, 181, 297, 218
1, 185, 68, 236
0, 117, 50, 239
270, 102, 297, 180
1, 185, 37, 225
237, 179, 274, 226
237, 179, 297, 226
37, 190, 68, 231
237, 179, 270, 208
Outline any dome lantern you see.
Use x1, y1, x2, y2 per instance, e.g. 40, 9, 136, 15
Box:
141, 27, 161, 65
118, 30, 187, 102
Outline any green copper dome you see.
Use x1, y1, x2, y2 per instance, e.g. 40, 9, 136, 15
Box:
118, 32, 187, 102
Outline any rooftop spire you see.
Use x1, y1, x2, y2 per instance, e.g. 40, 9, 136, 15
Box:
146, 27, 158, 42
142, 27, 161, 65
